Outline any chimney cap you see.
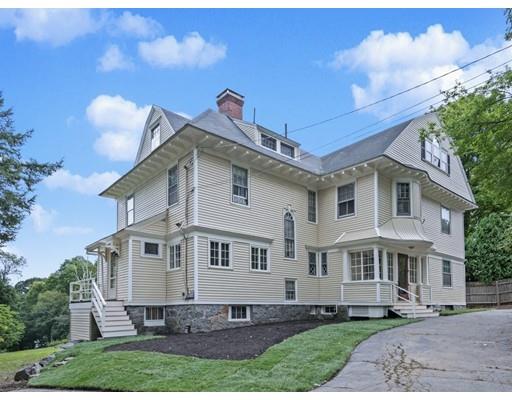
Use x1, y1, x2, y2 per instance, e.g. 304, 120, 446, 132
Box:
216, 88, 244, 102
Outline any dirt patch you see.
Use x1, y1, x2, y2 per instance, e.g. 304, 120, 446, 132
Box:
106, 320, 331, 360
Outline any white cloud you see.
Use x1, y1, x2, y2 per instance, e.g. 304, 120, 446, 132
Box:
30, 204, 57, 233
97, 44, 134, 72
329, 24, 512, 116
44, 169, 121, 195
86, 94, 151, 161
112, 11, 162, 39
53, 226, 94, 236
0, 9, 100, 46
138, 32, 227, 69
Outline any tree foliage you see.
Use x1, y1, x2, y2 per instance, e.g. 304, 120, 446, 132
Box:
0, 304, 25, 350
466, 213, 512, 283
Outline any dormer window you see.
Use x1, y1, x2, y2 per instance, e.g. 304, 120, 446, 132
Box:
422, 136, 450, 174
151, 125, 161, 151
280, 142, 295, 158
261, 133, 277, 151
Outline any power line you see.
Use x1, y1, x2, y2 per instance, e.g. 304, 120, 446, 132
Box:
288, 43, 512, 134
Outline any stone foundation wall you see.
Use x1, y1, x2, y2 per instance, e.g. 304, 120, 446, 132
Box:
126, 304, 348, 334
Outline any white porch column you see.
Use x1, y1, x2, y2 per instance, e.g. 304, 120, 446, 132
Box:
342, 249, 349, 282
373, 246, 380, 281
383, 248, 388, 281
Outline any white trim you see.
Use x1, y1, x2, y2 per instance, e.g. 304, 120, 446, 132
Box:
144, 306, 165, 327
283, 208, 297, 260
128, 238, 133, 302
336, 179, 357, 220
208, 238, 233, 269
167, 240, 181, 271
373, 169, 379, 233
342, 249, 349, 283
284, 278, 298, 302
167, 162, 179, 208
392, 178, 416, 218
140, 240, 162, 258
228, 305, 251, 321
249, 244, 271, 273
194, 235, 199, 300
307, 189, 318, 224
373, 246, 380, 282
125, 300, 346, 306
230, 162, 250, 208
193, 147, 199, 225
321, 305, 338, 315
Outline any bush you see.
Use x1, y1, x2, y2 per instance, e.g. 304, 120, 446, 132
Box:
0, 304, 25, 351
466, 213, 512, 283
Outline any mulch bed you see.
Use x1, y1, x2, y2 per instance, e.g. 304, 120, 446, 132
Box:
106, 320, 331, 360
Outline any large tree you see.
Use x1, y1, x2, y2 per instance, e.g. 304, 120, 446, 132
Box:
0, 92, 61, 291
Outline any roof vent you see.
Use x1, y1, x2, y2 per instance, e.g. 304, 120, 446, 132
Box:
216, 88, 244, 120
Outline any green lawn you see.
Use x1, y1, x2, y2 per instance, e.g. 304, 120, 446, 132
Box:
0, 346, 59, 383
440, 307, 489, 316
31, 319, 413, 391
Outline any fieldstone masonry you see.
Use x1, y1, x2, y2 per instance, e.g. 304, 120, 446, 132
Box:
127, 304, 348, 334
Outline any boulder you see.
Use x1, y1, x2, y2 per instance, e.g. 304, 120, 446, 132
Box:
39, 354, 56, 367
14, 363, 41, 381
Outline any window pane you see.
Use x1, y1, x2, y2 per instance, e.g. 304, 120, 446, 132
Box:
232, 166, 248, 205
321, 252, 328, 276
362, 250, 374, 280
151, 125, 161, 151
261, 134, 277, 151
409, 257, 418, 283
284, 212, 295, 258
280, 143, 295, 158
169, 245, 175, 269
443, 260, 452, 287
441, 206, 451, 234
396, 183, 411, 216
350, 252, 362, 281
168, 166, 178, 206
285, 280, 296, 300
308, 191, 317, 223
210, 241, 219, 266
260, 248, 267, 270
221, 243, 230, 267
338, 183, 355, 217
308, 252, 317, 276
144, 242, 159, 255
387, 252, 394, 281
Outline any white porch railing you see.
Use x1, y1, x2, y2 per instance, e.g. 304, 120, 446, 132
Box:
69, 278, 107, 332
391, 282, 419, 318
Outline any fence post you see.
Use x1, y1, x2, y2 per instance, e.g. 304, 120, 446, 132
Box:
496, 280, 501, 307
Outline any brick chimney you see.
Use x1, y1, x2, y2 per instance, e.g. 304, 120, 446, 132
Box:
216, 88, 244, 120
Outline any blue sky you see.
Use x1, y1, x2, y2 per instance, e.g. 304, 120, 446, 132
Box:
0, 8, 508, 281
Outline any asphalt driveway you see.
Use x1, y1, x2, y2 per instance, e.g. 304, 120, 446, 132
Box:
316, 309, 512, 391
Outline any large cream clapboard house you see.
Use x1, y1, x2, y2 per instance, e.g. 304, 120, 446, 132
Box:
69, 89, 476, 340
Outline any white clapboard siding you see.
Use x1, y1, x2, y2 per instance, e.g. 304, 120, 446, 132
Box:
131, 240, 167, 302
167, 152, 193, 235
378, 173, 392, 225
422, 195, 465, 259
385, 114, 473, 202
136, 107, 175, 164
166, 238, 194, 302
429, 257, 465, 304
69, 303, 93, 341
317, 173, 375, 246
117, 240, 129, 301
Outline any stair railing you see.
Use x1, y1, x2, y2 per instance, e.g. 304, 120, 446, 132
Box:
391, 282, 419, 318
91, 279, 106, 332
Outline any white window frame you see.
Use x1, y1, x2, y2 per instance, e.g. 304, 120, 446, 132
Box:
279, 142, 295, 158
387, 251, 394, 282
167, 164, 179, 207
320, 252, 328, 277
141, 240, 162, 258
167, 240, 181, 271
231, 164, 250, 207
250, 245, 270, 272
442, 259, 453, 288
228, 305, 251, 321
307, 190, 317, 224
284, 278, 298, 302
321, 305, 337, 315
392, 178, 414, 217
423, 136, 450, 174
420, 256, 428, 284
349, 249, 375, 281
144, 306, 165, 326
336, 181, 356, 219
409, 256, 418, 284
307, 251, 328, 277
441, 205, 451, 235
150, 124, 161, 151
208, 239, 232, 269
126, 195, 134, 226
308, 251, 317, 276
260, 133, 277, 151
283, 211, 296, 260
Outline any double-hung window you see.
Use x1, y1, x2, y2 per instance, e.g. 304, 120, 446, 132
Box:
284, 212, 295, 259
308, 190, 317, 223
308, 252, 317, 276
151, 125, 161, 151
337, 183, 355, 218
251, 246, 268, 271
396, 182, 411, 216
387, 252, 394, 282
321, 252, 328, 276
442, 260, 452, 287
285, 279, 297, 301
169, 242, 181, 270
126, 195, 134, 226
168, 165, 178, 206
261, 133, 277, 151
280, 143, 295, 158
232, 165, 249, 206
210, 240, 230, 268
350, 250, 374, 281
409, 256, 418, 284
441, 206, 451, 234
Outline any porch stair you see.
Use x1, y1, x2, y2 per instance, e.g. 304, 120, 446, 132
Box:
91, 300, 137, 338
391, 302, 439, 319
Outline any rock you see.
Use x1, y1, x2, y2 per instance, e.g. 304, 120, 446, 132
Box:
52, 361, 68, 367
38, 354, 56, 367
14, 363, 41, 381
63, 356, 75, 362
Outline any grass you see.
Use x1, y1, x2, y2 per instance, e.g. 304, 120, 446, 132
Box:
0, 346, 59, 383
30, 318, 413, 392
440, 307, 489, 316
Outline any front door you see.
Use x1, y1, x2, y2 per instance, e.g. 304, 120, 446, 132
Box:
108, 252, 118, 300
397, 253, 409, 300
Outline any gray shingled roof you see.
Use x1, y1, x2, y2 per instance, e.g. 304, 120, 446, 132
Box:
161, 108, 190, 132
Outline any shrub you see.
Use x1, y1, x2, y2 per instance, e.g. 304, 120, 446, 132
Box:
0, 304, 25, 351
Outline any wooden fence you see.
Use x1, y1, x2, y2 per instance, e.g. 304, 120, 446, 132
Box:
466, 278, 512, 306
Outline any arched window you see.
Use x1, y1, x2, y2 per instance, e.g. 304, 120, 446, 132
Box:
284, 212, 295, 259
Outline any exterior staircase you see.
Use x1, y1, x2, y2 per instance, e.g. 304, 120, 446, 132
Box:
391, 302, 440, 318
91, 300, 137, 338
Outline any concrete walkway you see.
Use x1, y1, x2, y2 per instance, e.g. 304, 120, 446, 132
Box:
316, 309, 512, 392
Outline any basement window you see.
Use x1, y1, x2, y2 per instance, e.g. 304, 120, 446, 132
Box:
229, 305, 250, 321
144, 306, 165, 326
322, 305, 337, 315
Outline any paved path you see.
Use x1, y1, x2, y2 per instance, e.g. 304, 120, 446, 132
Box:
316, 309, 512, 391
